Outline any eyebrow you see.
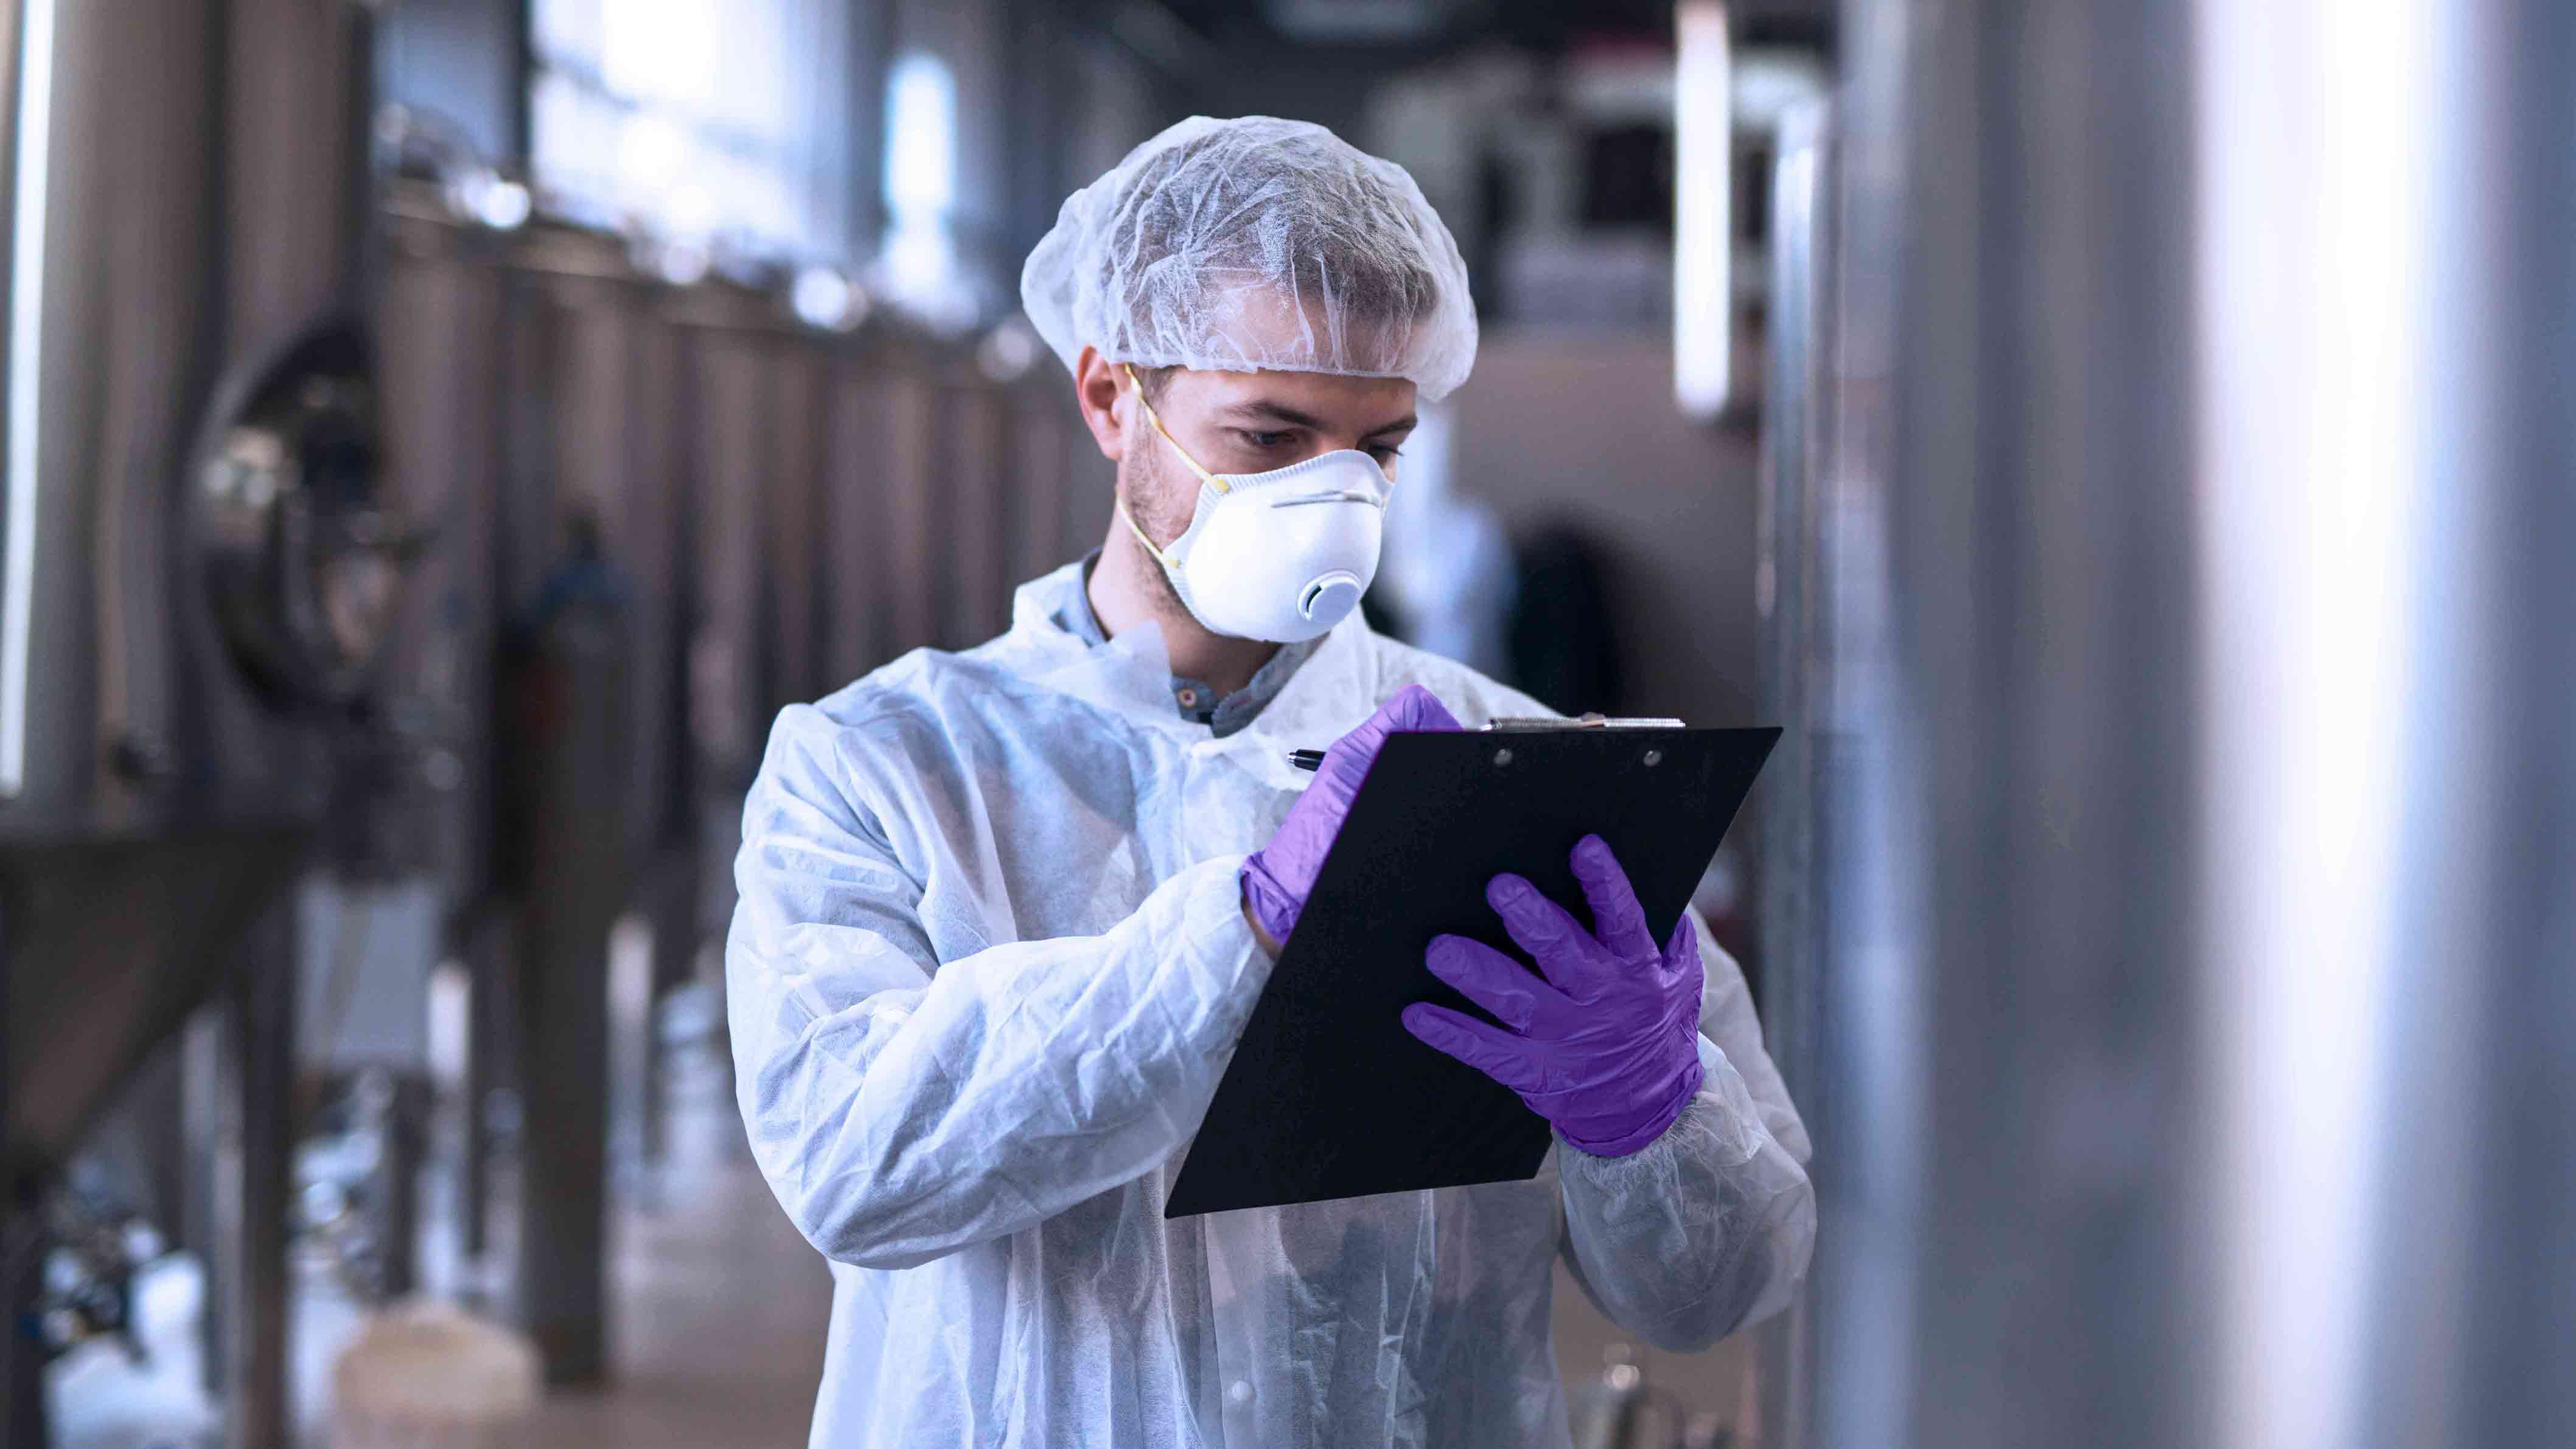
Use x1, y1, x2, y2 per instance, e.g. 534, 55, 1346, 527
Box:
1219, 400, 1418, 438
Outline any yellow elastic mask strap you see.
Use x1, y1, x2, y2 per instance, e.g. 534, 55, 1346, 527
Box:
1122, 364, 1228, 495
1115, 495, 1178, 570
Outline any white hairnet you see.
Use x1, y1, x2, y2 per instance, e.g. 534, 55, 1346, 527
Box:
1021, 116, 1479, 402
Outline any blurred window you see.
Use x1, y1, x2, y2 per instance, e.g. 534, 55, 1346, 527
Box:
529, 0, 853, 258
873, 51, 973, 328
883, 53, 957, 222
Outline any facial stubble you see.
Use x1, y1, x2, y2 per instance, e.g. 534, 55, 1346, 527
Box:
1119, 414, 1198, 620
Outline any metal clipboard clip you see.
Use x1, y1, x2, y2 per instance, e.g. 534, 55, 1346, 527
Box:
1484, 713, 1689, 731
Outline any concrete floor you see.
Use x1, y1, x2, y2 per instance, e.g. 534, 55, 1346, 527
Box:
51, 1036, 1746, 1447
44, 1043, 834, 1449
498, 1048, 833, 1448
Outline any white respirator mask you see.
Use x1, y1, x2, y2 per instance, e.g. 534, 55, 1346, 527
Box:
1115, 365, 1391, 644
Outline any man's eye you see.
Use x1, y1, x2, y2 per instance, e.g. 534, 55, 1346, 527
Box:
1240, 430, 1294, 449
1367, 444, 1405, 464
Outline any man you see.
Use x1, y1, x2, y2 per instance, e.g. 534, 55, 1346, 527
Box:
728, 115, 1814, 1448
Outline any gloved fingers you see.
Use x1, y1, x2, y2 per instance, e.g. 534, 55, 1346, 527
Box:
1375, 682, 1464, 735
1661, 915, 1705, 980
1319, 684, 1461, 789
1424, 934, 1565, 1033
1240, 856, 1304, 946
1485, 873, 1600, 993
1400, 1004, 1548, 1093
1569, 834, 1656, 962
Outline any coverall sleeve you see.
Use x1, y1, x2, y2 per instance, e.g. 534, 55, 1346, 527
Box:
725, 704, 1272, 1271
1555, 911, 1817, 1352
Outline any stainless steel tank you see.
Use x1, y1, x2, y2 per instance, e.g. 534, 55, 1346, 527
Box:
1765, 0, 2221, 1441
0, 0, 391, 1200
1, 0, 391, 1440
1754, 3, 2576, 1448
371, 169, 1111, 1378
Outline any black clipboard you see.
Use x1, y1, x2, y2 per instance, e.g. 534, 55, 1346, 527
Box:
1164, 725, 1779, 1218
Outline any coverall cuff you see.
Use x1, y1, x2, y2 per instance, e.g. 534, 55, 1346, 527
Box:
1557, 1035, 1767, 1168
1554, 1049, 1709, 1159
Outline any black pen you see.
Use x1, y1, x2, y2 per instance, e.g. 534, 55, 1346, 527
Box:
1288, 749, 1328, 772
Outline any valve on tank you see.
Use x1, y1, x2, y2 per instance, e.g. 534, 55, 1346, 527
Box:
194, 319, 425, 714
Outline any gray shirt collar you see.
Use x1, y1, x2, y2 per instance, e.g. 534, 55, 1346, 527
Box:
1048, 551, 1322, 738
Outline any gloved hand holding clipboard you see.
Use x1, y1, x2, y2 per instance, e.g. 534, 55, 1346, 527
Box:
1165, 714, 1779, 1218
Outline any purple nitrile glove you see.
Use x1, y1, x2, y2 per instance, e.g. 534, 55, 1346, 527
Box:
1401, 834, 1707, 1157
1240, 684, 1462, 946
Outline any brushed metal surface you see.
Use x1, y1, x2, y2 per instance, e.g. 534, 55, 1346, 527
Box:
1, 0, 374, 1165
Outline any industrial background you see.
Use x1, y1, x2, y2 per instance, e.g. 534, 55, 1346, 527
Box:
1, 1, 2566, 1447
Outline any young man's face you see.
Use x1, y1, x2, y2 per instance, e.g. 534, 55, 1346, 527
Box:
1078, 350, 1419, 547
1122, 365, 1419, 542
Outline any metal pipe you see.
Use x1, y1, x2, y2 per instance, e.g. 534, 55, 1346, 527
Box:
1750, 95, 1831, 1449
1819, 3, 2205, 1447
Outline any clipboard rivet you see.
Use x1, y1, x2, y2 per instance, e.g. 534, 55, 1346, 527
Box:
1643, 749, 1664, 767
1493, 747, 1514, 767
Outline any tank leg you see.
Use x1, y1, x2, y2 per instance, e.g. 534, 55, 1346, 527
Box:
361, 1071, 426, 1302
199, 913, 296, 1449
508, 630, 628, 1386
459, 913, 507, 1266
2, 1198, 46, 1449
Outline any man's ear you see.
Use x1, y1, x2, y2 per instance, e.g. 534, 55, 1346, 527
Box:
1073, 346, 1128, 463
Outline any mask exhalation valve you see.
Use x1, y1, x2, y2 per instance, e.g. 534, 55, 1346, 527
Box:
1299, 571, 1364, 624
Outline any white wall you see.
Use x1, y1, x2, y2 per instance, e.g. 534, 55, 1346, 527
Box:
1445, 330, 1764, 731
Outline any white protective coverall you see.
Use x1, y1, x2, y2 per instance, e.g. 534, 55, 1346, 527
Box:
727, 562, 1817, 1448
